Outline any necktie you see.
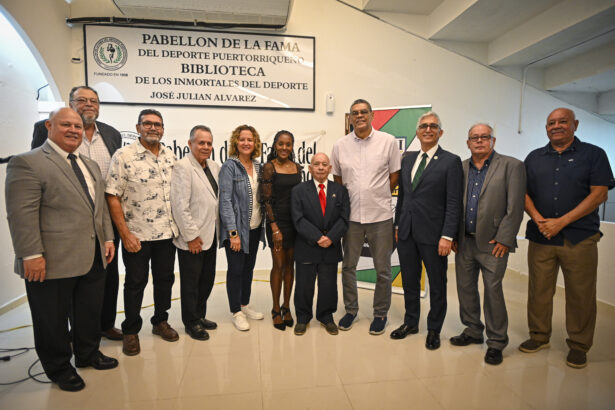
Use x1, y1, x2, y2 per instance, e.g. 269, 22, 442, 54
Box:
318, 183, 326, 215
412, 153, 428, 191
68, 153, 94, 209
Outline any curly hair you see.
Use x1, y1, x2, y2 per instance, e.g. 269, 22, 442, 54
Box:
228, 124, 262, 159
266, 130, 295, 162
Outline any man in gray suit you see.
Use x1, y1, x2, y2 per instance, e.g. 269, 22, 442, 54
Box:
5, 108, 118, 392
171, 125, 220, 341
451, 123, 526, 365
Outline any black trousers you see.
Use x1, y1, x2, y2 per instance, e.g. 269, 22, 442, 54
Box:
224, 228, 261, 314
294, 262, 338, 324
100, 224, 120, 331
25, 245, 105, 382
121, 239, 176, 334
398, 235, 448, 332
178, 237, 217, 326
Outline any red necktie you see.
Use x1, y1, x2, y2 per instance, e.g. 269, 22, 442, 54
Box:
319, 183, 326, 215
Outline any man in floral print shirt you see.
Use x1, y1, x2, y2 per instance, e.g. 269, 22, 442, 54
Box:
106, 109, 179, 356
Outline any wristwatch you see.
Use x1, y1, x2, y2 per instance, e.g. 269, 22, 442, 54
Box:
229, 230, 238, 238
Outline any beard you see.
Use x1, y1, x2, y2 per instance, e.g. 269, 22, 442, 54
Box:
141, 133, 161, 145
81, 112, 97, 127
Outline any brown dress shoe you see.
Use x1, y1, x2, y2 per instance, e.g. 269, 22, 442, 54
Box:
101, 327, 123, 341
123, 334, 140, 356
152, 321, 179, 342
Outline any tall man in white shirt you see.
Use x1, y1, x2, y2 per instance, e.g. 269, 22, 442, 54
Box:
106, 109, 179, 356
330, 99, 401, 335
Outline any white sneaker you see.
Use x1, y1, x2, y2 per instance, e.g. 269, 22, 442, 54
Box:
232, 312, 250, 331
241, 306, 264, 320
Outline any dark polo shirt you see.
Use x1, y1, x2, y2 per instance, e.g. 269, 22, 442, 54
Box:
525, 137, 615, 245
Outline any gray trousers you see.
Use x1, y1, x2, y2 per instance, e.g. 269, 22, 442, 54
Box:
455, 236, 509, 350
341, 219, 393, 318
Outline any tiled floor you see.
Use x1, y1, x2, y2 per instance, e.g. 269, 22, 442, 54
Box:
1, 269, 614, 409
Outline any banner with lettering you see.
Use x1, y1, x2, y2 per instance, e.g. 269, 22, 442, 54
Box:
84, 24, 315, 110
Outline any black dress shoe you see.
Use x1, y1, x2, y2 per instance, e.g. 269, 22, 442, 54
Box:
76, 351, 119, 370
390, 324, 419, 340
56, 372, 85, 392
450, 332, 484, 346
186, 322, 210, 341
426, 330, 441, 350
484, 347, 503, 365
200, 318, 218, 330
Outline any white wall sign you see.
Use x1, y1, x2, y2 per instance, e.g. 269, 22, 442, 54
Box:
84, 25, 315, 110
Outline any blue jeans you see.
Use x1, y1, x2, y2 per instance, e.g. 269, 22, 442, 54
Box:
225, 227, 262, 313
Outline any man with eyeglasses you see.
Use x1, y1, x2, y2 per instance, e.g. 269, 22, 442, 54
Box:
448, 123, 525, 365
105, 109, 179, 356
330, 99, 401, 335
32, 86, 123, 342
391, 111, 462, 350
520, 108, 614, 369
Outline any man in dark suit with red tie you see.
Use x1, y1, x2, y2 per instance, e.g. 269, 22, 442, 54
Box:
390, 111, 463, 350
290, 153, 350, 335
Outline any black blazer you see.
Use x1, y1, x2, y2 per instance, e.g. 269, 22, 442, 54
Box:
395, 146, 463, 246
291, 180, 349, 264
31, 119, 122, 157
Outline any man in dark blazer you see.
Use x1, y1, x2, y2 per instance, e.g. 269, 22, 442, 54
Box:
291, 152, 350, 336
450, 123, 526, 365
32, 86, 123, 341
391, 111, 463, 350
6, 108, 118, 392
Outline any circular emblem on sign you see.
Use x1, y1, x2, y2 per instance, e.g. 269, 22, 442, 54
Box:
93, 37, 127, 71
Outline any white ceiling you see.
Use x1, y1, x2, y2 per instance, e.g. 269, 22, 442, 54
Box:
340, 0, 615, 123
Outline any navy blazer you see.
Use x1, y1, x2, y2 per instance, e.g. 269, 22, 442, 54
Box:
395, 146, 463, 245
31, 119, 122, 157
291, 180, 349, 264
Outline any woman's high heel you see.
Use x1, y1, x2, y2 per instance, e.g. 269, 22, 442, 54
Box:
280, 306, 294, 328
271, 309, 286, 331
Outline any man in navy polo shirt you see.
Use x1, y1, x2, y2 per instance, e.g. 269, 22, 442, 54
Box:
520, 107, 615, 369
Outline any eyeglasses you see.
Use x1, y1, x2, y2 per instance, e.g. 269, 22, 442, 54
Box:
468, 135, 492, 142
140, 121, 164, 129
351, 109, 371, 116
72, 98, 99, 105
418, 123, 440, 130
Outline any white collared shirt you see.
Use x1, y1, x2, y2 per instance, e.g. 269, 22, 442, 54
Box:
47, 138, 95, 200
313, 178, 328, 195
78, 124, 112, 179
411, 144, 439, 180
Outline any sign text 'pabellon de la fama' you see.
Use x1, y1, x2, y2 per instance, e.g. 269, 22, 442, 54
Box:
84, 24, 315, 110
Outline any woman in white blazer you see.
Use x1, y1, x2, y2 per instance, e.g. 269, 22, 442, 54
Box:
170, 125, 220, 341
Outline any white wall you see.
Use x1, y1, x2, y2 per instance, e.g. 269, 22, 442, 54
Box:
1, 0, 614, 306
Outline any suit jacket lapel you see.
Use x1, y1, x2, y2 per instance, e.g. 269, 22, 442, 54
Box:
413, 146, 442, 191
462, 159, 470, 208
43, 143, 93, 210
323, 180, 337, 225
189, 154, 216, 199
480, 152, 499, 198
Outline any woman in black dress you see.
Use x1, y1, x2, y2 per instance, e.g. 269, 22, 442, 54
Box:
261, 130, 302, 330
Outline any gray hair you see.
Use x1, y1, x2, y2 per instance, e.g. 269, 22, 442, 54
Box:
416, 111, 442, 130
349, 98, 372, 112
467, 123, 494, 138
189, 125, 213, 141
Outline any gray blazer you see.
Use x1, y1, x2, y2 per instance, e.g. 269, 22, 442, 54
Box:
171, 154, 220, 251
458, 151, 526, 252
5, 141, 114, 279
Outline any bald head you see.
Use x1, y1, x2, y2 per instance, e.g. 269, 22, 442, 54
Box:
309, 152, 332, 183
46, 107, 83, 153
546, 107, 578, 151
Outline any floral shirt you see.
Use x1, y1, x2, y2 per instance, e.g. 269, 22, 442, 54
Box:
106, 140, 178, 241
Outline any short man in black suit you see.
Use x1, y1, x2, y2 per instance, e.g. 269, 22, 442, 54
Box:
291, 152, 350, 335
391, 111, 463, 350
32, 86, 123, 341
